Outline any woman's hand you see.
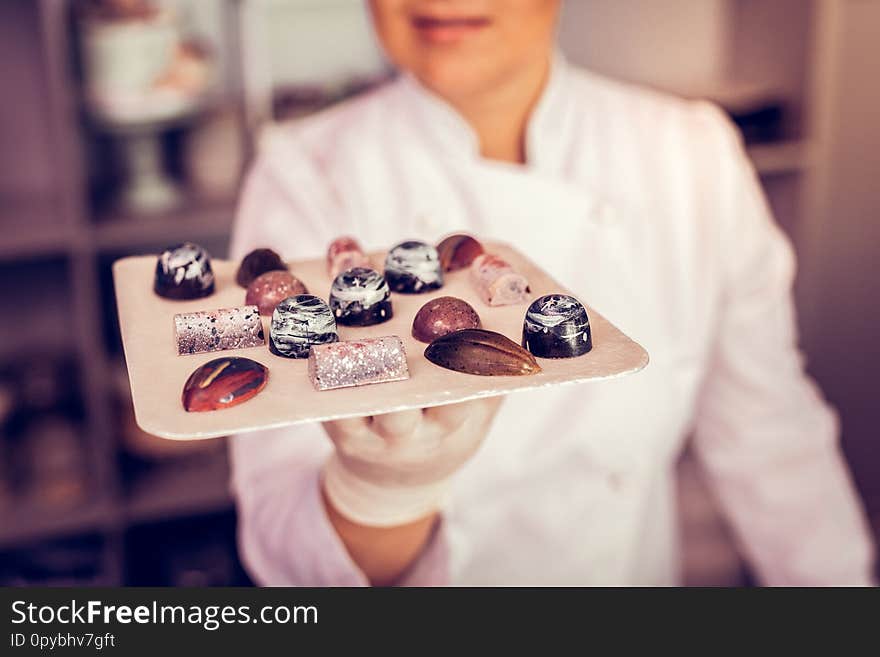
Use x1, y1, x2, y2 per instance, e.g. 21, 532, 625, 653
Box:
321, 397, 502, 584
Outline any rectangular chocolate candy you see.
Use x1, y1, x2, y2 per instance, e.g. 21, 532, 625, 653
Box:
308, 336, 410, 391
174, 305, 265, 355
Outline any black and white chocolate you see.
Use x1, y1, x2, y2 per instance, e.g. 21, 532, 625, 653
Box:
383, 240, 443, 294
521, 294, 592, 359
329, 267, 393, 326
269, 294, 338, 359
155, 242, 215, 300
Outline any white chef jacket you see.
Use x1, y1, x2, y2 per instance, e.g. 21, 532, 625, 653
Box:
228, 56, 875, 586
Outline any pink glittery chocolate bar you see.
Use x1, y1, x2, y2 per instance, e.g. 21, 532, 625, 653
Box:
308, 336, 409, 391
327, 236, 371, 279
469, 253, 531, 306
174, 305, 265, 355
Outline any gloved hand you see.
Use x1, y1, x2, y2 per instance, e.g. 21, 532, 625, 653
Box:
322, 397, 503, 527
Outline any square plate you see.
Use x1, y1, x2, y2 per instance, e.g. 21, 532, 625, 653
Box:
113, 242, 648, 440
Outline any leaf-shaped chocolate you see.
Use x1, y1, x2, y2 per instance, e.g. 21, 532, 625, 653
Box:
424, 328, 540, 376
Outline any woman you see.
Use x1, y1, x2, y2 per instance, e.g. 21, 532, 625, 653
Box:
230, 0, 875, 585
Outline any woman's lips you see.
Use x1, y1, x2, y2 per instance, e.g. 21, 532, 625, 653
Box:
411, 15, 491, 44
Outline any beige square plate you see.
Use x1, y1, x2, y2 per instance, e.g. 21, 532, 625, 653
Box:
113, 243, 648, 440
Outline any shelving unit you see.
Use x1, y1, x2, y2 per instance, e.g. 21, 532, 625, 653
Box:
2, 0, 873, 585
0, 0, 244, 585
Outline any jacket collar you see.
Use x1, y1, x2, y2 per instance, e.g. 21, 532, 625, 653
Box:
398, 51, 574, 174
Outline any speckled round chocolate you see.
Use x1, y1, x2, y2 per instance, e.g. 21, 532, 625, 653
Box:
329, 267, 393, 326
437, 234, 484, 272
235, 248, 288, 288
522, 294, 592, 358
245, 270, 309, 316
384, 240, 443, 294
154, 242, 215, 300
269, 294, 338, 359
412, 296, 482, 343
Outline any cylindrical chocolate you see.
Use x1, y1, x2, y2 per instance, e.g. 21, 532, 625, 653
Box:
245, 270, 308, 316
269, 294, 338, 359
329, 267, 393, 326
309, 336, 409, 391
384, 240, 443, 294
155, 242, 215, 300
521, 294, 592, 359
327, 236, 371, 279
174, 305, 265, 355
469, 253, 530, 306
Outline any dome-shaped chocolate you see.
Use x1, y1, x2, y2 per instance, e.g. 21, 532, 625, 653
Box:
154, 242, 215, 300
521, 294, 592, 358
235, 248, 288, 288
384, 240, 443, 293
245, 270, 308, 316
269, 294, 338, 358
412, 296, 481, 343
329, 267, 393, 326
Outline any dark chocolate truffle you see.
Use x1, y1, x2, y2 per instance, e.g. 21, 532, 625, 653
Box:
521, 294, 592, 359
235, 248, 288, 288
384, 240, 443, 293
412, 296, 481, 343
154, 242, 215, 300
269, 294, 338, 359
245, 270, 309, 316
329, 267, 393, 326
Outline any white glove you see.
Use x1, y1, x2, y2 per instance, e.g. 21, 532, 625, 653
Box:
321, 397, 502, 527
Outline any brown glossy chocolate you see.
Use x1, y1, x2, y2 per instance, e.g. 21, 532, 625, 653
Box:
245, 270, 308, 316
182, 357, 268, 412
424, 328, 540, 376
437, 234, 484, 272
411, 296, 481, 343
236, 248, 288, 288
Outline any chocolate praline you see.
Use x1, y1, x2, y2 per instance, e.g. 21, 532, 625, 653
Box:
384, 240, 443, 294
245, 270, 309, 316
412, 296, 481, 343
154, 242, 215, 300
329, 267, 393, 326
236, 248, 288, 288
182, 357, 268, 412
437, 234, 484, 272
269, 294, 338, 359
521, 294, 592, 359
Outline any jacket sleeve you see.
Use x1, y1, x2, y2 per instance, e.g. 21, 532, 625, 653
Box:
228, 146, 450, 586
691, 107, 876, 585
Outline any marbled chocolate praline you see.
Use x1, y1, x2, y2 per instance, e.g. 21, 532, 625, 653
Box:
412, 296, 481, 343
522, 294, 592, 359
329, 267, 393, 326
437, 234, 484, 272
245, 270, 309, 316
235, 248, 288, 288
182, 357, 268, 412
154, 242, 215, 300
269, 294, 338, 359
384, 240, 443, 294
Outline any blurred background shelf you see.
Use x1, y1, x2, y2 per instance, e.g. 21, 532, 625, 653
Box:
1, 0, 877, 586
747, 139, 815, 176
93, 197, 237, 252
